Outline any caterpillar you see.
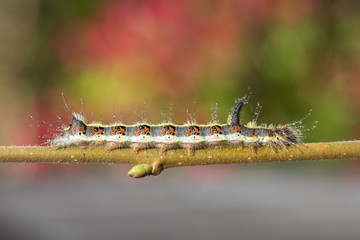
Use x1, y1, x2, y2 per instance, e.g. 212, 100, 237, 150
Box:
50, 98, 303, 153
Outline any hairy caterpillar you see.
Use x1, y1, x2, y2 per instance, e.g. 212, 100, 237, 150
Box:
50, 98, 304, 153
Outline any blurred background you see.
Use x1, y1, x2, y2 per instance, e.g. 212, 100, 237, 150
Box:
0, 0, 360, 239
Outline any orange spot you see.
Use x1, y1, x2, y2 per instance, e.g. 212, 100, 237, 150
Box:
81, 125, 85, 134
231, 126, 234, 133
210, 128, 214, 135
98, 128, 104, 134
237, 125, 241, 133
169, 126, 175, 134
194, 127, 199, 134
162, 128, 166, 136
68, 130, 72, 135
216, 126, 221, 134
248, 133, 254, 137
120, 127, 125, 134
73, 125, 77, 132
113, 128, 117, 135
91, 129, 95, 135
187, 128, 191, 136
144, 126, 150, 134
137, 128, 141, 136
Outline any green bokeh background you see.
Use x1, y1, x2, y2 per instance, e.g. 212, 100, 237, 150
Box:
0, 0, 359, 146
0, 2, 360, 239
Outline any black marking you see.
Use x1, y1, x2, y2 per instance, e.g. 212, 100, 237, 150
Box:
210, 125, 222, 135
163, 125, 176, 135
187, 125, 200, 136
138, 125, 151, 135
231, 101, 244, 125
113, 125, 126, 135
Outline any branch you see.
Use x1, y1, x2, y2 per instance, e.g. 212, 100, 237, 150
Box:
0, 140, 359, 178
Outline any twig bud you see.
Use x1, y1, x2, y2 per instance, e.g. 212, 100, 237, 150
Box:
128, 164, 152, 178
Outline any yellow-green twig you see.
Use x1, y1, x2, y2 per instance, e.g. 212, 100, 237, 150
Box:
0, 141, 359, 178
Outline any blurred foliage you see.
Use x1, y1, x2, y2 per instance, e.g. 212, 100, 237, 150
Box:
0, 0, 359, 147
27, 0, 101, 92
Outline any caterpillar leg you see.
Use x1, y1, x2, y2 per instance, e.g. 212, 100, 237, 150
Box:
181, 142, 205, 156
105, 141, 128, 151
89, 141, 106, 148
130, 142, 153, 153
187, 148, 195, 156
131, 145, 141, 153
156, 142, 180, 155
